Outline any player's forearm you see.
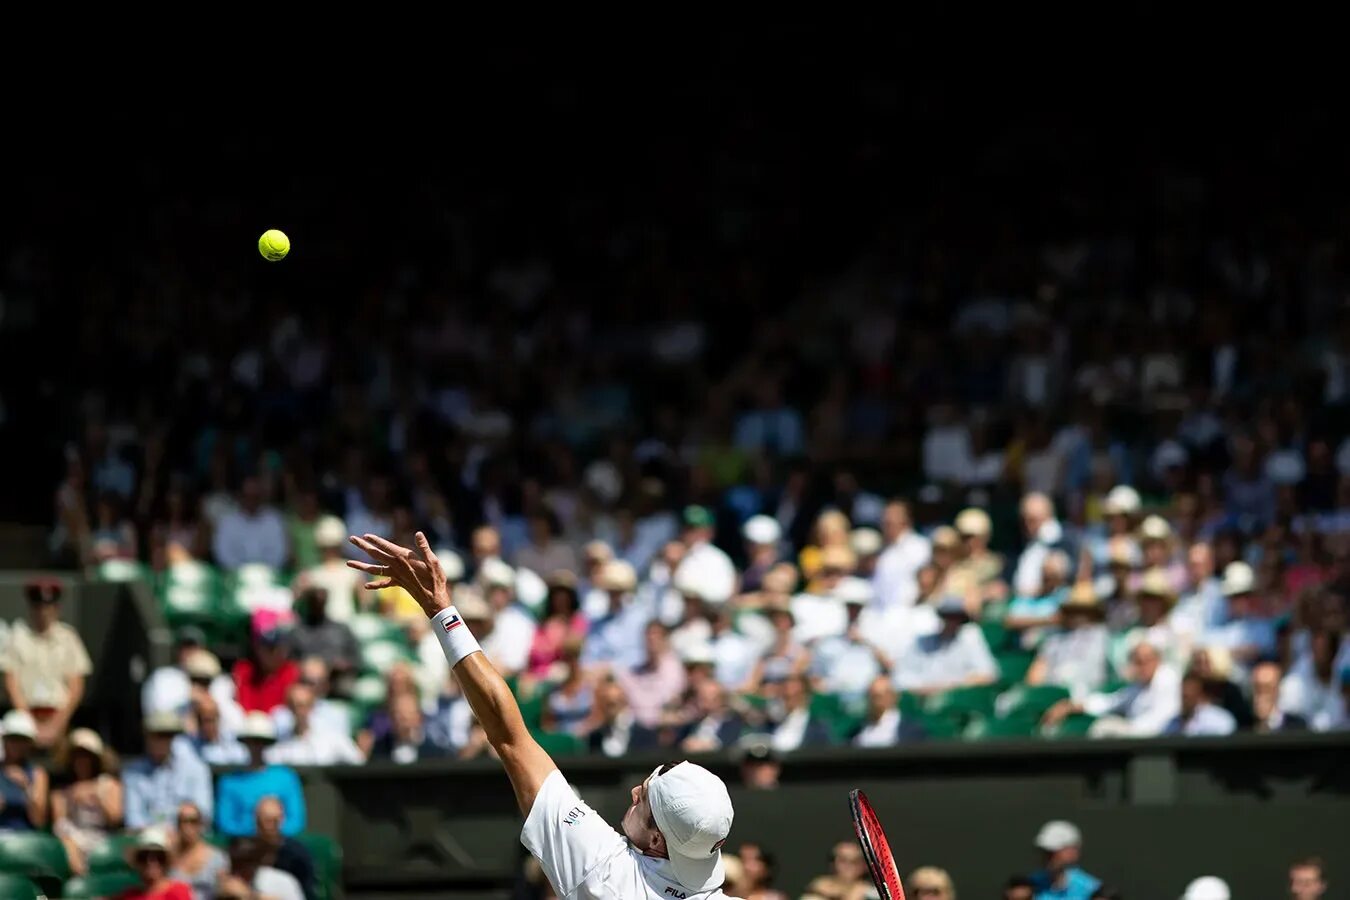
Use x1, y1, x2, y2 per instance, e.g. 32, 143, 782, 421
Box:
451, 653, 531, 750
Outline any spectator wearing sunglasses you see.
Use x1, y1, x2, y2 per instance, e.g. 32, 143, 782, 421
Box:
169, 801, 228, 900
114, 826, 192, 899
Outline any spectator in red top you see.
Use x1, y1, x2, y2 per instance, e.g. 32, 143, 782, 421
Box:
116, 826, 192, 900
525, 571, 588, 681
233, 610, 299, 714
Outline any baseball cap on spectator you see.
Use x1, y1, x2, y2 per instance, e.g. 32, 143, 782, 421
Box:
833, 577, 874, 607
680, 642, 716, 667
598, 560, 638, 593
1139, 515, 1173, 542
742, 515, 782, 546
1180, 876, 1230, 900
237, 711, 277, 744
25, 578, 63, 605
936, 596, 969, 619
251, 608, 295, 645
479, 558, 516, 590
1137, 569, 1177, 606
954, 508, 992, 538
454, 586, 492, 622
1103, 486, 1142, 517
144, 711, 186, 735
69, 728, 105, 756
683, 505, 716, 530
850, 527, 883, 558
1034, 820, 1082, 851
314, 515, 347, 549
125, 826, 172, 866
184, 649, 223, 680
646, 761, 734, 892
931, 526, 961, 551
1221, 561, 1255, 596
1, 710, 38, 742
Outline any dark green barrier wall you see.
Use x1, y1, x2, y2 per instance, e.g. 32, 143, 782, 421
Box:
296, 732, 1350, 899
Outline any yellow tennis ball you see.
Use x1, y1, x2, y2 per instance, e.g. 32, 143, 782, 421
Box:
258, 229, 290, 261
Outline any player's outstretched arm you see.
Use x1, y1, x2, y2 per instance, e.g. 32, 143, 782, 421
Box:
348, 532, 557, 815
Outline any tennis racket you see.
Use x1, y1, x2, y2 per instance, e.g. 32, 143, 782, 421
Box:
849, 789, 906, 900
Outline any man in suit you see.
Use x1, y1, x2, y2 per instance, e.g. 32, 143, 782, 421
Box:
370, 692, 450, 763
678, 680, 745, 752
768, 674, 834, 752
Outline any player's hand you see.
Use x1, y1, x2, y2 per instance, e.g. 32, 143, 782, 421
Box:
347, 531, 451, 618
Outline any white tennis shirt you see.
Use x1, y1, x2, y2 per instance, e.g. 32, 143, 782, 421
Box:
522, 770, 742, 900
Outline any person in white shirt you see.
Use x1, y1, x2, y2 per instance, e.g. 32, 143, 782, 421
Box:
348, 530, 743, 900
676, 506, 737, 606
1012, 492, 1064, 599
892, 597, 999, 695
853, 676, 924, 747
142, 629, 237, 722
1279, 630, 1348, 732
213, 477, 288, 571
478, 561, 537, 677
1026, 584, 1110, 701
1043, 641, 1180, 737
266, 683, 364, 766
768, 675, 834, 752
871, 499, 931, 610
298, 515, 362, 623
1162, 671, 1237, 737
811, 579, 892, 701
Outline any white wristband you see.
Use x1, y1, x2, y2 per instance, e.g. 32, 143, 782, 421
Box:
432, 607, 484, 668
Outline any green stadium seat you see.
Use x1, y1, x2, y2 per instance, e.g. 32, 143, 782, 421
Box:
296, 832, 343, 900
965, 714, 1038, 740
897, 691, 923, 716
0, 831, 71, 894
979, 618, 1008, 651
922, 684, 998, 721
517, 689, 547, 731
63, 870, 144, 898
86, 834, 138, 875
995, 649, 1035, 687
0, 873, 41, 900
1043, 712, 1097, 739
531, 730, 585, 756
912, 710, 962, 740
997, 684, 1071, 721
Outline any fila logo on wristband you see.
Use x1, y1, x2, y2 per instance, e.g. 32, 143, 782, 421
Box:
442, 614, 463, 632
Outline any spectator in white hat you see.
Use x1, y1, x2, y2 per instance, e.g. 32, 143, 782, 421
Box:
952, 507, 1007, 603
299, 514, 361, 623
741, 515, 784, 592
51, 727, 122, 875
1204, 561, 1277, 665
1029, 820, 1101, 900
1181, 875, 1231, 900
1139, 515, 1187, 594
811, 579, 892, 702
0, 710, 49, 831
123, 711, 213, 830
1027, 582, 1110, 700
848, 527, 884, 580
478, 559, 537, 678
123, 825, 194, 899
581, 561, 651, 675
214, 711, 306, 838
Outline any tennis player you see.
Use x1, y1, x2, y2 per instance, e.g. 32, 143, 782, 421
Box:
349, 531, 741, 900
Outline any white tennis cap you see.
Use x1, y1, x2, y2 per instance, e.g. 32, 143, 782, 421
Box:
1181, 876, 1230, 900
647, 762, 734, 892
1221, 561, 1255, 596
1034, 819, 1081, 851
742, 515, 781, 546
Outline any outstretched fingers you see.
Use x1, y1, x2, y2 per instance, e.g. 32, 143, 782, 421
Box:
363, 578, 394, 591
414, 531, 442, 575
363, 533, 413, 559
346, 560, 386, 575
349, 535, 395, 562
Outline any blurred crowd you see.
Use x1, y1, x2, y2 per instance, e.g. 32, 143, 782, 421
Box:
4, 82, 1350, 899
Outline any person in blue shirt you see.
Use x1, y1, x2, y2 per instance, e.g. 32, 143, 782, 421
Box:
1028, 820, 1102, 900
123, 712, 213, 829
580, 561, 651, 675
214, 711, 306, 837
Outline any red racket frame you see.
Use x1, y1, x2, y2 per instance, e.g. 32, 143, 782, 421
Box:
849, 789, 906, 900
